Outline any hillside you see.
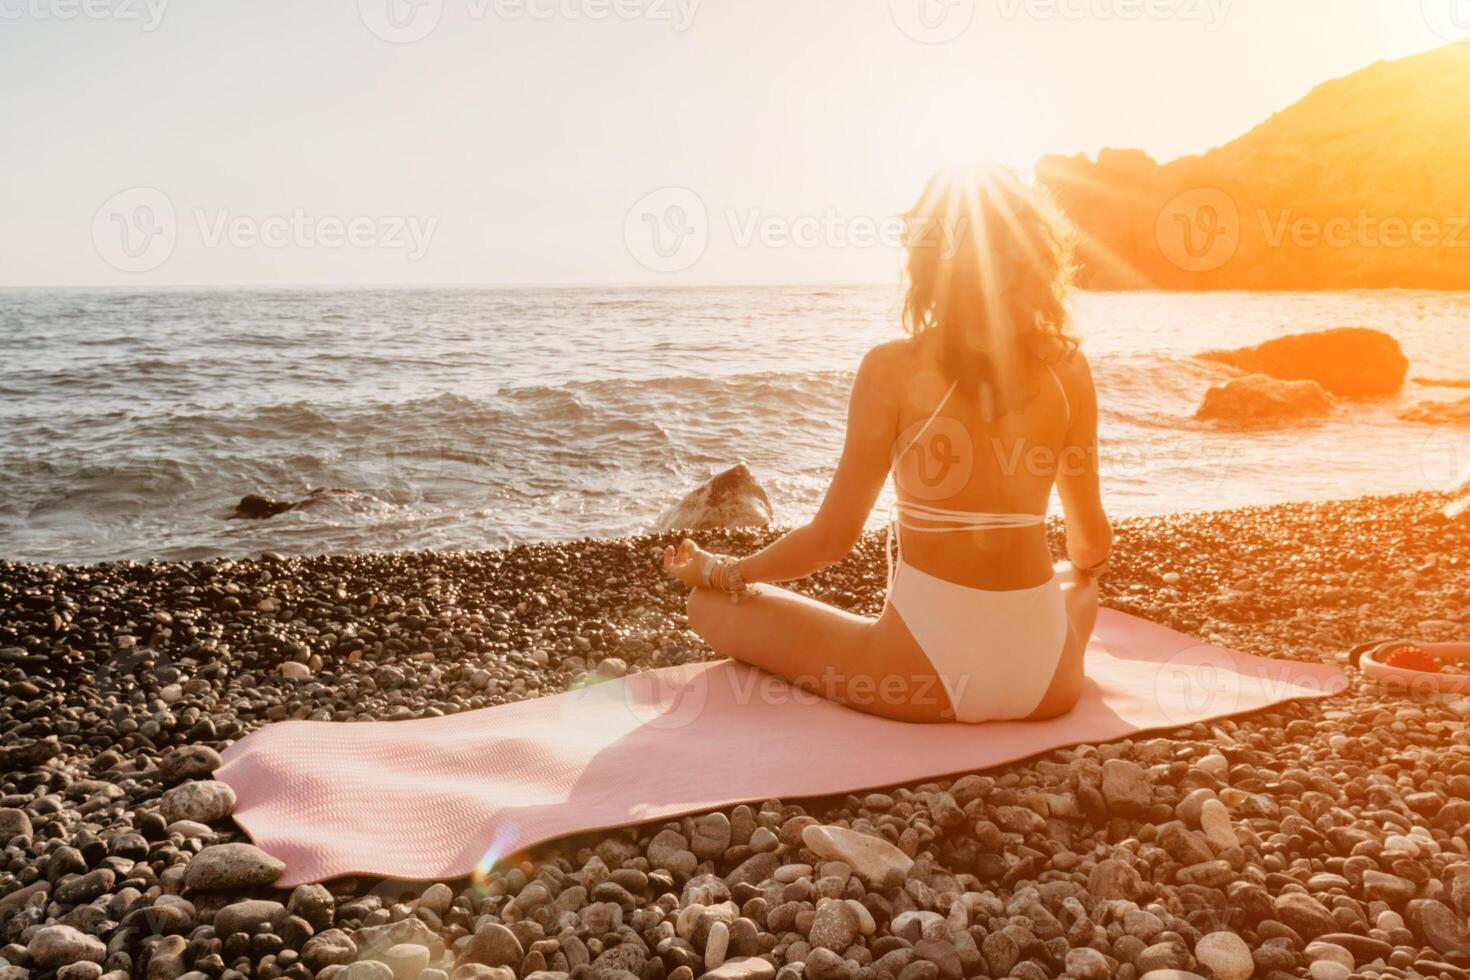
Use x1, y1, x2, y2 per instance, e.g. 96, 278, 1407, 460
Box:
1037, 44, 1470, 290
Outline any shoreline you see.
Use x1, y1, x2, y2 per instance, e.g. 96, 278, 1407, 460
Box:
2, 491, 1469, 979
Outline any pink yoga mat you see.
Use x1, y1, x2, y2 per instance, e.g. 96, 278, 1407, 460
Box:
218, 610, 1346, 886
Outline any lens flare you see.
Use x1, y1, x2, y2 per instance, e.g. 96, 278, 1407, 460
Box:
469, 821, 525, 897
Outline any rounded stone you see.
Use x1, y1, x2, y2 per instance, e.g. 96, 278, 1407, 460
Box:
29, 925, 106, 968
183, 843, 286, 890
160, 780, 237, 825
383, 943, 433, 980
342, 963, 395, 980
1194, 931, 1252, 980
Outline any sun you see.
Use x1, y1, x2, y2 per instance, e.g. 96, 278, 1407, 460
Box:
874, 98, 1041, 211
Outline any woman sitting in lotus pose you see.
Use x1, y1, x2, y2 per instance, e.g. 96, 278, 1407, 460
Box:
662, 166, 1112, 724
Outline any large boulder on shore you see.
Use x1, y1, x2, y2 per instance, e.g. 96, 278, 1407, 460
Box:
1196, 374, 1334, 426
657, 463, 772, 531
1198, 327, 1408, 397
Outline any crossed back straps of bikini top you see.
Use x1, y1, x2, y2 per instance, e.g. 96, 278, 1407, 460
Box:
892, 366, 1070, 534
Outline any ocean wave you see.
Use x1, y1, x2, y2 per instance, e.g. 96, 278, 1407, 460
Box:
4, 286, 1469, 563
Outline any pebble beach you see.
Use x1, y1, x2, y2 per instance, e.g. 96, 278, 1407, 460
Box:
3, 492, 1470, 980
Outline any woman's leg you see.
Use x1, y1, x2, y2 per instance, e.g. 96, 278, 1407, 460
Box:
1026, 561, 1098, 719
686, 585, 955, 723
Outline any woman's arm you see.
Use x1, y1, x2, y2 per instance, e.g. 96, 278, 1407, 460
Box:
731, 346, 900, 585
736, 346, 899, 583
1054, 352, 1113, 572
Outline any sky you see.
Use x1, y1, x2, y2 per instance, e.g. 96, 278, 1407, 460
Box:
0, 0, 1462, 286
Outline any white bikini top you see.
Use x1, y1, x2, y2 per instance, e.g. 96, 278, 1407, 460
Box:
893, 365, 1070, 534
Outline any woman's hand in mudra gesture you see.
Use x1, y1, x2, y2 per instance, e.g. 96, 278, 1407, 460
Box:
662, 538, 713, 589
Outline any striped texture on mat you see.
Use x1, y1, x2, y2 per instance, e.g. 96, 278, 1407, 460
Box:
218, 609, 1346, 886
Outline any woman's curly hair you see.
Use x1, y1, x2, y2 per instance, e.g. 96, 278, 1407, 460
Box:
901, 164, 1079, 414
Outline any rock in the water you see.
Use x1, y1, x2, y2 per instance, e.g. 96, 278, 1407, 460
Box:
1196, 374, 1334, 425
1401, 395, 1470, 425
801, 824, 913, 888
656, 463, 772, 531
231, 494, 298, 520
160, 779, 237, 824
184, 843, 286, 890
1198, 327, 1408, 397
231, 487, 359, 520
29, 924, 106, 968
1193, 931, 1252, 980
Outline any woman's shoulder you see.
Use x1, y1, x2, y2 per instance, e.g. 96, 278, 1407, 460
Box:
857, 338, 918, 379
1046, 343, 1093, 386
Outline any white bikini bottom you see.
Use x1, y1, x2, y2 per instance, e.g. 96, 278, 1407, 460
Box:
887, 560, 1069, 723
